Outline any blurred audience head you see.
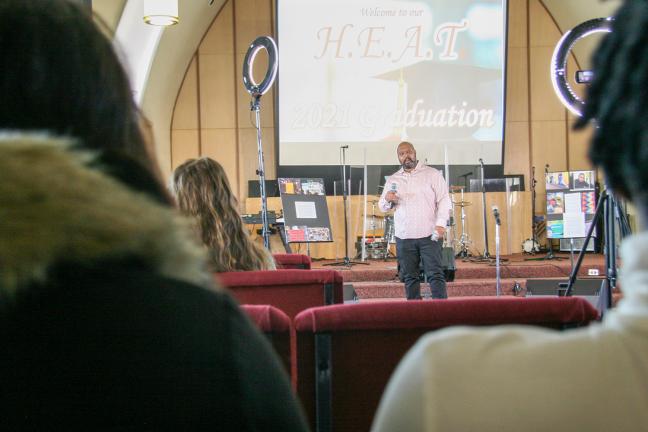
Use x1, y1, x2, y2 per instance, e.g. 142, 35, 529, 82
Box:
576, 0, 648, 211
0, 0, 169, 202
173, 157, 275, 272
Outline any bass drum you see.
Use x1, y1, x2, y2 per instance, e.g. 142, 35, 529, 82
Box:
522, 238, 540, 254
384, 216, 396, 244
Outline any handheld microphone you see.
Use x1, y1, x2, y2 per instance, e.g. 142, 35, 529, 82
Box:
340, 145, 349, 149
388, 182, 397, 209
492, 205, 501, 226
545, 164, 550, 174
479, 158, 484, 166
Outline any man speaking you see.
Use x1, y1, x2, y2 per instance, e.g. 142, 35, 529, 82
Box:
379, 141, 451, 300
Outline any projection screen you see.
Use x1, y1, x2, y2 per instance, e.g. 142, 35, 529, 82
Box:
277, 0, 507, 167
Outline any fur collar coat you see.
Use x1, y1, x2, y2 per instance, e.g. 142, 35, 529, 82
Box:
0, 133, 210, 294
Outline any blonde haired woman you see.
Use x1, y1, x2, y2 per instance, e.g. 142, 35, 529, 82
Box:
173, 157, 275, 272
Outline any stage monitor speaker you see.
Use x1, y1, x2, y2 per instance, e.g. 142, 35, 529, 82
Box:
526, 278, 606, 315
248, 180, 280, 198
560, 238, 595, 252
441, 247, 456, 282
343, 283, 358, 302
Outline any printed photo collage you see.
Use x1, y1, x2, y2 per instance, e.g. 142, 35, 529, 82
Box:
545, 171, 596, 239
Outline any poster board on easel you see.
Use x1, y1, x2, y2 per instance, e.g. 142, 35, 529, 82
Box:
545, 170, 596, 240
278, 178, 333, 243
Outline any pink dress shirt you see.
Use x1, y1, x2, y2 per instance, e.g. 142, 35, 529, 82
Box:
378, 161, 451, 240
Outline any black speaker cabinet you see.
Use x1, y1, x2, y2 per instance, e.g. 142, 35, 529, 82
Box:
343, 283, 357, 302
526, 278, 607, 315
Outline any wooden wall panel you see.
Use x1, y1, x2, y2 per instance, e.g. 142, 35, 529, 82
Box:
198, 54, 236, 129
504, 121, 530, 181
567, 115, 593, 171
171, 56, 199, 130
234, 0, 273, 55
201, 128, 239, 195
531, 120, 567, 209
529, 0, 561, 47
198, 0, 234, 56
171, 129, 200, 169
529, 46, 566, 121
505, 47, 529, 122
507, 0, 527, 48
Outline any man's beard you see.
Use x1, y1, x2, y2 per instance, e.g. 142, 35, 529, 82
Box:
402, 158, 416, 170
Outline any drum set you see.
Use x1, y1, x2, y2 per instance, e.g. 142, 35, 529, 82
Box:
360, 200, 395, 260
360, 186, 474, 260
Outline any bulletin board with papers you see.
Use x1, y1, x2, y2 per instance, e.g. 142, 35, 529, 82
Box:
545, 170, 596, 239
278, 178, 333, 243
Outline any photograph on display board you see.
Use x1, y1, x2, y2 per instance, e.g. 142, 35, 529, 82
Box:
546, 171, 570, 191
279, 178, 325, 195
307, 227, 331, 242
547, 220, 564, 238
547, 192, 564, 214
571, 170, 595, 190
581, 191, 596, 213
286, 226, 308, 242
545, 170, 597, 239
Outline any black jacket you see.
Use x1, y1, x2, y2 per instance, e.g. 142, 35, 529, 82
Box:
0, 134, 308, 430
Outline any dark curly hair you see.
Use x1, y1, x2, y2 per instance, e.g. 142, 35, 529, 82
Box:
575, 0, 648, 204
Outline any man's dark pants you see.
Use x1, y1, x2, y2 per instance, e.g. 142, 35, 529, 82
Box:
396, 236, 447, 300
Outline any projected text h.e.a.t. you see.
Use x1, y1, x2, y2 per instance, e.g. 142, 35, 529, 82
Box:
278, 0, 506, 166
314, 20, 468, 62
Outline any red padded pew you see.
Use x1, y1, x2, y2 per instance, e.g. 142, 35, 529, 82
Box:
217, 269, 343, 319
240, 305, 293, 378
294, 297, 599, 432
273, 253, 312, 269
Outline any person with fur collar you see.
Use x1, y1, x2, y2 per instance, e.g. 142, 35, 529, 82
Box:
0, 1, 308, 430
372, 2, 648, 431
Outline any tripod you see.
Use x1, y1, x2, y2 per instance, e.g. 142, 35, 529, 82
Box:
325, 146, 368, 267
562, 188, 631, 314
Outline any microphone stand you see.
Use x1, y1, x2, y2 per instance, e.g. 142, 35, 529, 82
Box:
325, 146, 368, 267
472, 159, 492, 263
494, 209, 501, 296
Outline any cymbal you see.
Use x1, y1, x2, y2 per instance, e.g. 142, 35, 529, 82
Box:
452, 200, 472, 207
368, 199, 379, 204
450, 185, 465, 191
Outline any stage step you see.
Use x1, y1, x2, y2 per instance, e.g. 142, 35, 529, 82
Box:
327, 261, 606, 283
352, 279, 528, 299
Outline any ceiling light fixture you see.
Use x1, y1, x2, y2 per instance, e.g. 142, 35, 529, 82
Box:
143, 0, 179, 26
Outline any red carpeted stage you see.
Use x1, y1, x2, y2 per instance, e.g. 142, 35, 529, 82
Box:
311, 252, 612, 300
